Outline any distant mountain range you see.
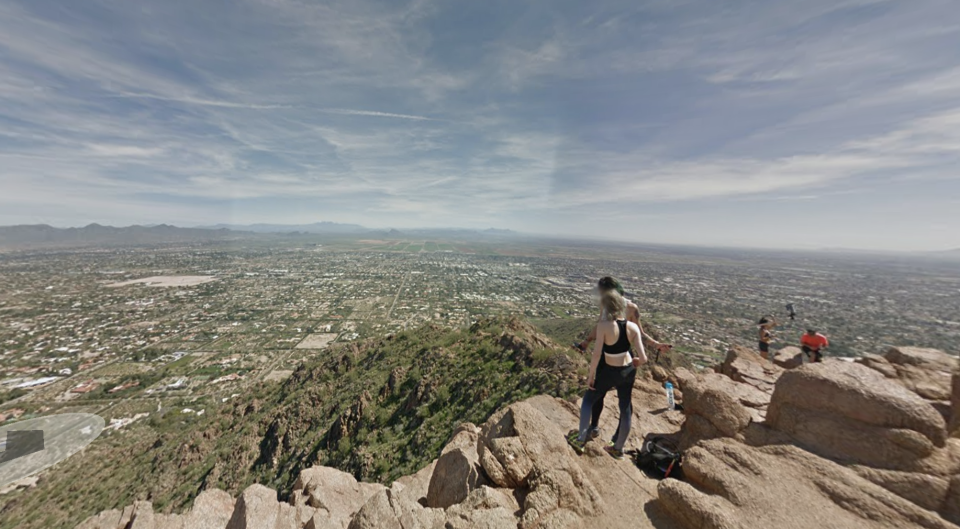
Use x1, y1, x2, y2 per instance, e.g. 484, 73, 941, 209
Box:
198, 221, 369, 234
197, 222, 518, 238
0, 223, 243, 249
0, 223, 521, 249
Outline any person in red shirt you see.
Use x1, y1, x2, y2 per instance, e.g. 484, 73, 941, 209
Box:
800, 329, 829, 363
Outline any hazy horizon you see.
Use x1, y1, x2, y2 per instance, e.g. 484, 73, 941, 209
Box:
4, 220, 957, 254
2, 1, 960, 251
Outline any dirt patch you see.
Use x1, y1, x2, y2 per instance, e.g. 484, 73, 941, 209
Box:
106, 276, 217, 288
295, 333, 339, 349
264, 370, 294, 382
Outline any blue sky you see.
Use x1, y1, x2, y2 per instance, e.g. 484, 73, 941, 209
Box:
1, 0, 959, 251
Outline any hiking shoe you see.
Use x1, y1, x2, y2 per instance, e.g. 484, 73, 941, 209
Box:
566, 431, 586, 455
603, 445, 625, 460
588, 427, 600, 440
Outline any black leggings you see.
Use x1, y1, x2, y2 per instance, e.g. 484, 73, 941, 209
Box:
579, 363, 636, 450
802, 345, 823, 362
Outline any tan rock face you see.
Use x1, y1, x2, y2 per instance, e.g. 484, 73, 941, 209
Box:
181, 490, 236, 529
678, 372, 754, 448
768, 361, 947, 452
291, 466, 384, 528
720, 346, 783, 395
884, 347, 959, 373
951, 370, 960, 438
426, 423, 487, 508
477, 401, 603, 529
347, 484, 446, 529
851, 466, 950, 513
657, 438, 957, 529
226, 484, 282, 529
857, 347, 959, 402
772, 346, 804, 370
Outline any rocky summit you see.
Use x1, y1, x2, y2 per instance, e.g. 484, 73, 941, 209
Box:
76, 341, 960, 529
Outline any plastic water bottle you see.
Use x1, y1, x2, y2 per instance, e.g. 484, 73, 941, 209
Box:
665, 382, 675, 411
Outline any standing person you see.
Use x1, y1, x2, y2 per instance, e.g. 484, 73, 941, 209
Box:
573, 277, 670, 356
572, 276, 671, 441
758, 316, 777, 361
567, 291, 648, 460
800, 328, 829, 363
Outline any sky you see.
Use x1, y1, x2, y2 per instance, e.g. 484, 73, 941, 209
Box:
1, 0, 959, 251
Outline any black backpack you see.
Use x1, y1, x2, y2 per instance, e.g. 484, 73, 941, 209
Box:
635, 436, 683, 480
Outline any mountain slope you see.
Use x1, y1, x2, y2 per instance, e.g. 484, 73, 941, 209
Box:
0, 317, 583, 529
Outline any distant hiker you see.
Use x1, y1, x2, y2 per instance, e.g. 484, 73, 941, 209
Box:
800, 328, 829, 363
786, 303, 797, 321
567, 290, 648, 460
572, 276, 671, 441
758, 315, 777, 361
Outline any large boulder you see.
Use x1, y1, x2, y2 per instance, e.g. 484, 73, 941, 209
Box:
863, 347, 959, 402
720, 346, 783, 395
292, 466, 384, 528
677, 371, 754, 449
884, 347, 959, 373
392, 459, 436, 506
444, 487, 520, 529
772, 346, 804, 370
856, 354, 900, 379
657, 437, 957, 529
767, 361, 950, 473
181, 489, 236, 529
426, 423, 487, 508
347, 484, 445, 529
226, 484, 295, 529
477, 400, 603, 529
77, 491, 235, 529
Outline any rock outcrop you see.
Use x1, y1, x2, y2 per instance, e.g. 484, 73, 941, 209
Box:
425, 423, 486, 508
720, 346, 783, 396
477, 400, 604, 528
79, 345, 960, 529
767, 360, 951, 473
659, 438, 957, 529
676, 370, 754, 449
290, 466, 384, 528
772, 346, 804, 370
854, 347, 958, 404
77, 491, 237, 529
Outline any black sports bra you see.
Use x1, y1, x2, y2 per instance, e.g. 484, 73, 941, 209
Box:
602, 320, 631, 356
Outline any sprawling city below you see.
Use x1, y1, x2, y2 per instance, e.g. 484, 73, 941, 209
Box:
2, 234, 958, 426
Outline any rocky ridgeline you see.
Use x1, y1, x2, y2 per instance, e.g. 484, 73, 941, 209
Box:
78, 345, 960, 529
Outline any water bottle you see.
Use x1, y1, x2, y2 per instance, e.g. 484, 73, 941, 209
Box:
665, 382, 675, 411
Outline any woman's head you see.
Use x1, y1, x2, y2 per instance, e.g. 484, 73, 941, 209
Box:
597, 276, 625, 296
600, 290, 626, 320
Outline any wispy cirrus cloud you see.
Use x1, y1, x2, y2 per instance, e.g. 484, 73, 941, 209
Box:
0, 0, 959, 249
